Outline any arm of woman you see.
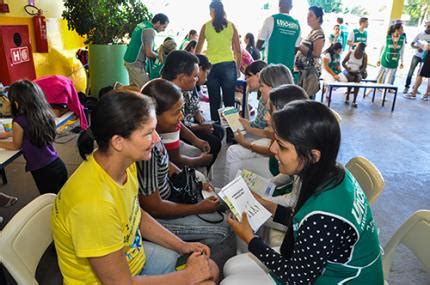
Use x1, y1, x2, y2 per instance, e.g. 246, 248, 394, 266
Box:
167, 147, 212, 168
322, 56, 339, 79
311, 38, 324, 58
232, 24, 242, 76
360, 53, 368, 73
196, 25, 206, 54
139, 191, 219, 219
88, 242, 208, 285
342, 52, 351, 70
180, 122, 211, 153
0, 122, 24, 150
229, 213, 358, 284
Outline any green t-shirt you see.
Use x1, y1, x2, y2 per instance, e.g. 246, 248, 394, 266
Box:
267, 14, 301, 70
352, 28, 367, 45
124, 21, 154, 64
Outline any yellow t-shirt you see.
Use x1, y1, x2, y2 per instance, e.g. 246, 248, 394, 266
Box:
205, 20, 235, 64
51, 154, 145, 284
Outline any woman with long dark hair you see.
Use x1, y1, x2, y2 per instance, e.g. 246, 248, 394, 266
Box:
244, 32, 260, 60
223, 101, 383, 284
52, 90, 219, 284
196, 0, 241, 122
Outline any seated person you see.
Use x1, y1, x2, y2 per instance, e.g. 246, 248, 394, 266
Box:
342, 42, 368, 107
321, 42, 346, 83
149, 38, 177, 80
52, 90, 219, 284
160, 50, 216, 169
139, 79, 232, 248
222, 64, 293, 186
184, 40, 197, 54
223, 100, 383, 285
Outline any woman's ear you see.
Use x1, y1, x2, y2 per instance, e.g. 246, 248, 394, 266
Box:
311, 149, 321, 164
110, 135, 124, 152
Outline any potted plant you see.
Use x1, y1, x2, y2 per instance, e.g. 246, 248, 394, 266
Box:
62, 0, 151, 96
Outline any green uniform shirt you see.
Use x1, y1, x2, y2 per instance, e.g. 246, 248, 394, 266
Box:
124, 21, 154, 64
352, 28, 367, 45
292, 171, 383, 285
381, 34, 406, 69
328, 53, 342, 75
267, 14, 301, 70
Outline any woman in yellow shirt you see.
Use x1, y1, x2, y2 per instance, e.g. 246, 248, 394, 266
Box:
51, 90, 219, 284
196, 0, 241, 123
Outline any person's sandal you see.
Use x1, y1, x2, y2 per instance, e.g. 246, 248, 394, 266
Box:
0, 193, 18, 208
422, 94, 429, 101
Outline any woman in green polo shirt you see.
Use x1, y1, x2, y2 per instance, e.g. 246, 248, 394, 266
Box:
376, 22, 405, 85
223, 100, 383, 285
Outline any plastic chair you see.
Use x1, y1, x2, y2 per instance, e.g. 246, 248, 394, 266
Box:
383, 210, 430, 283
0, 194, 56, 285
345, 156, 384, 204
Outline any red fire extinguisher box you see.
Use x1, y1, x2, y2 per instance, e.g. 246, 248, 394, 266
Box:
0, 25, 36, 86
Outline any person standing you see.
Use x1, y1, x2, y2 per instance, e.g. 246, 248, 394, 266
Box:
403, 21, 430, 94
196, 0, 241, 123
337, 17, 349, 51
124, 13, 169, 88
376, 22, 405, 85
244, 33, 260, 60
295, 6, 325, 99
347, 17, 369, 49
329, 25, 342, 45
257, 0, 301, 71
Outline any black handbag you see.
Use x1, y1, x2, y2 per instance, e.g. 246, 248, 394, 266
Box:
168, 167, 203, 204
168, 167, 225, 224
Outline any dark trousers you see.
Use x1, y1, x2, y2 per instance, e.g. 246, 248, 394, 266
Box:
31, 157, 68, 194
405, 55, 424, 88
206, 61, 237, 122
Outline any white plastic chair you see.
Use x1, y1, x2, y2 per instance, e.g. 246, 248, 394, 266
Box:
0, 194, 56, 285
345, 156, 384, 204
383, 210, 430, 283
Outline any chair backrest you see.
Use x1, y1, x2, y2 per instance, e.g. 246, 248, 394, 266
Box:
383, 210, 430, 281
330, 108, 342, 123
0, 194, 56, 285
345, 156, 384, 204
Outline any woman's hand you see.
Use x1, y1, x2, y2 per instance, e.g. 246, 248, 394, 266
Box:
400, 63, 404, 69
185, 252, 213, 284
197, 196, 220, 213
196, 139, 211, 153
202, 182, 215, 192
239, 117, 251, 131
234, 130, 251, 149
334, 74, 340, 81
181, 242, 211, 257
227, 212, 255, 244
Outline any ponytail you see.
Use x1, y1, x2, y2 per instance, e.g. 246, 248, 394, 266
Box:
77, 129, 95, 160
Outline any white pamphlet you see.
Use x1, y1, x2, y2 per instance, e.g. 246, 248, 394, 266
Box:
240, 169, 276, 197
218, 176, 271, 232
218, 107, 246, 134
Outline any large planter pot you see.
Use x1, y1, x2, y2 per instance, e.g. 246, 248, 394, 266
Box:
89, 44, 129, 97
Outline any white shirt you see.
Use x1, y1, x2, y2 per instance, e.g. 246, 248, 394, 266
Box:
412, 31, 430, 58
